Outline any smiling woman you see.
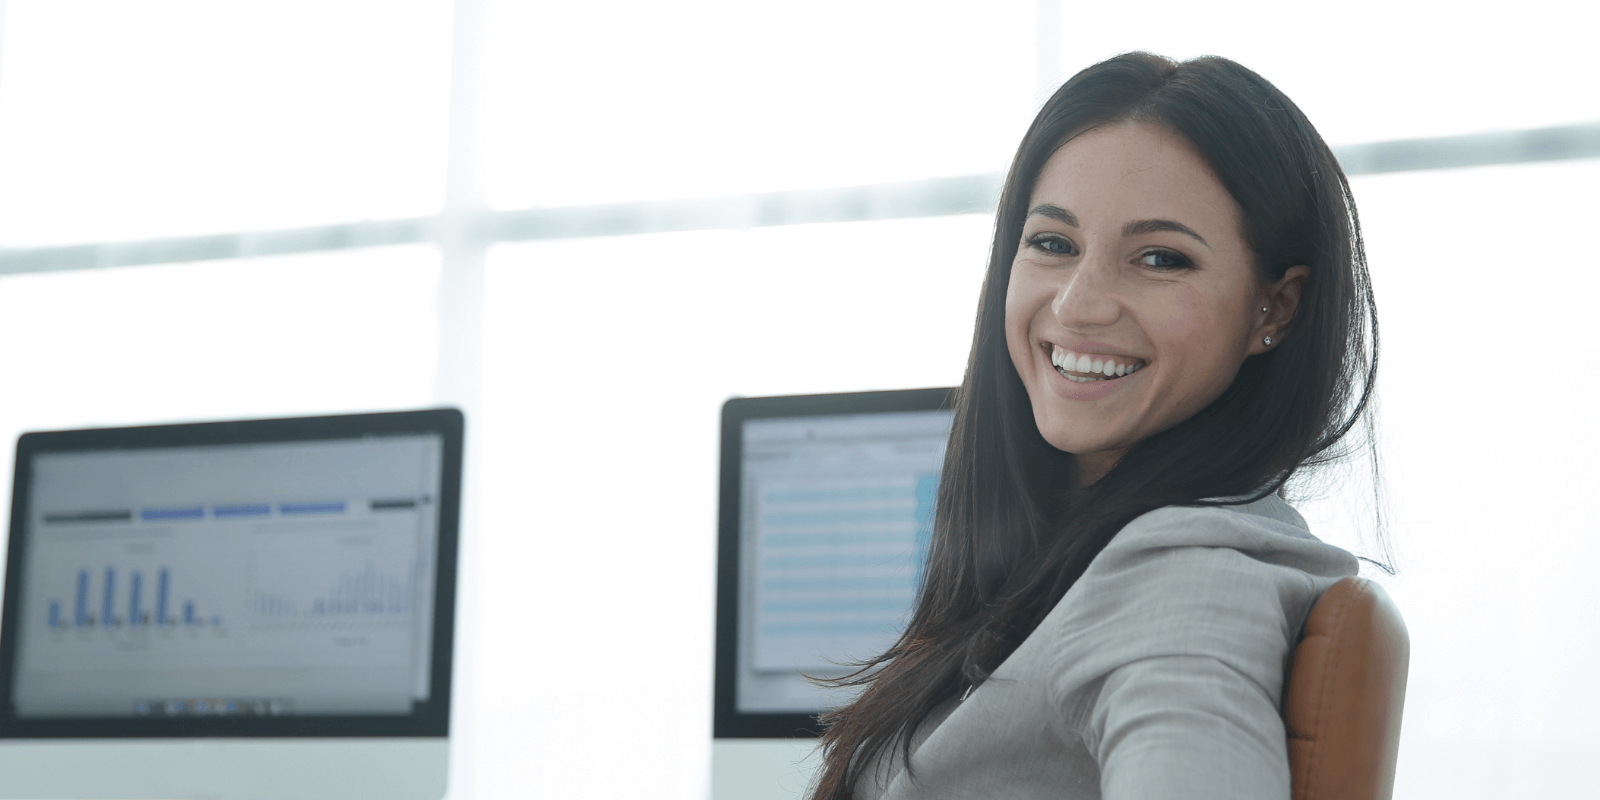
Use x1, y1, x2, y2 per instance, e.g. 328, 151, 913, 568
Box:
808, 52, 1381, 799
1008, 122, 1310, 486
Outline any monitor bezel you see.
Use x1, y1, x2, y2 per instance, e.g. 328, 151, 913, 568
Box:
713, 387, 954, 739
0, 408, 464, 739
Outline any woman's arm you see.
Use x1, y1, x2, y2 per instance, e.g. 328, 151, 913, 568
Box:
1044, 510, 1339, 799
1091, 653, 1290, 798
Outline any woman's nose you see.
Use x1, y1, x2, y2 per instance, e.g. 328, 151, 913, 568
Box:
1050, 258, 1121, 328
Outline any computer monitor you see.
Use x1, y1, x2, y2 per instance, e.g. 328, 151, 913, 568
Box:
712, 388, 954, 799
0, 408, 463, 800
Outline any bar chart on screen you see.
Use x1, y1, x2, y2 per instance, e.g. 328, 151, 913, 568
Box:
19, 493, 433, 674
247, 521, 422, 631
751, 472, 936, 672
45, 565, 223, 632
252, 561, 417, 619
26, 531, 245, 667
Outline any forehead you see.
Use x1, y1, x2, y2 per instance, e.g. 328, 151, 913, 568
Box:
1029, 122, 1242, 235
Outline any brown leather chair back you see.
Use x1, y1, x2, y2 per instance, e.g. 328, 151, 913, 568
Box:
1284, 577, 1410, 800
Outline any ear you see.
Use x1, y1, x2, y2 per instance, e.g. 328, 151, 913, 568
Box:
1250, 265, 1309, 355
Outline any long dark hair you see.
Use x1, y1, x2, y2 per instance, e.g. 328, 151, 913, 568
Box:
809, 52, 1381, 799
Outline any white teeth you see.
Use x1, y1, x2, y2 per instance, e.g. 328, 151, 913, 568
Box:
1050, 345, 1146, 379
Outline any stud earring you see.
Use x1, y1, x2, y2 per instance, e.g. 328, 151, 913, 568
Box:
1262, 306, 1269, 313
1263, 335, 1273, 346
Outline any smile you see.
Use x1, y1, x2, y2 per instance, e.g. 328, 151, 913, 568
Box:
1049, 344, 1147, 383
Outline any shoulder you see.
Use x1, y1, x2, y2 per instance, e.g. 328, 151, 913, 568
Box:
1088, 496, 1359, 620
1026, 495, 1358, 708
1101, 494, 1357, 577
1089, 493, 1356, 598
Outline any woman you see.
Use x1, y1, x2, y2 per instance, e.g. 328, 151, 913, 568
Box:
809, 52, 1380, 799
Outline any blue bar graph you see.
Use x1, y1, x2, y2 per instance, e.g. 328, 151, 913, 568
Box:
130, 571, 142, 626
46, 565, 217, 631
102, 567, 116, 627
157, 568, 169, 626
75, 569, 88, 627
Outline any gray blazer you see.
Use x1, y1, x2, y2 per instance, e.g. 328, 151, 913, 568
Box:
850, 495, 1358, 800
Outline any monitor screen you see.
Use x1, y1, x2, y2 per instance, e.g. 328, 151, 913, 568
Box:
714, 389, 953, 738
0, 409, 461, 740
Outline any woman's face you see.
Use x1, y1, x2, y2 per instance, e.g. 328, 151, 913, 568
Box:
1005, 122, 1304, 482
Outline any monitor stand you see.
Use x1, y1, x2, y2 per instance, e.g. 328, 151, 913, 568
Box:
712, 738, 822, 800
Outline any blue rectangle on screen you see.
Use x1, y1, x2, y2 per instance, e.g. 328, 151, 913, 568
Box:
762, 531, 911, 548
762, 509, 913, 525
759, 596, 913, 614
762, 553, 909, 570
139, 507, 204, 521
759, 620, 904, 636
764, 487, 908, 504
761, 576, 904, 593
213, 504, 271, 518
279, 502, 346, 515
913, 472, 938, 582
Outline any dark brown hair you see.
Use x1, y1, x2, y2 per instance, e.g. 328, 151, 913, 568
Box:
808, 51, 1380, 798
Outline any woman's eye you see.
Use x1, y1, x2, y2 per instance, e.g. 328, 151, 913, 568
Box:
1137, 249, 1193, 270
1028, 234, 1076, 256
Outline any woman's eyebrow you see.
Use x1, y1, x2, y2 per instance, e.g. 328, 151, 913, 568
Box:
1124, 218, 1210, 249
1027, 203, 1077, 226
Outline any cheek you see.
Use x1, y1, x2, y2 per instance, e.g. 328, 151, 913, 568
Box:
1147, 290, 1251, 395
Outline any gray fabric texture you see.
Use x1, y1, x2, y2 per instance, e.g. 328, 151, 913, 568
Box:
848, 494, 1359, 800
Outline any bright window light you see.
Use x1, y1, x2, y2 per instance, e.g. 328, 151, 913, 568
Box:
481, 0, 1037, 208
0, 0, 452, 246
1042, 0, 1600, 147
0, 244, 440, 436
474, 214, 993, 799
482, 0, 1597, 212
1302, 159, 1600, 799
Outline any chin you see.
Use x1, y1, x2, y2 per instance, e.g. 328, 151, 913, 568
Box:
1033, 415, 1131, 456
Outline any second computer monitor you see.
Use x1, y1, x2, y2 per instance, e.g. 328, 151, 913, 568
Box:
714, 388, 954, 740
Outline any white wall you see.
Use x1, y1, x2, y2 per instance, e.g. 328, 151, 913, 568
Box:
1336, 160, 1600, 798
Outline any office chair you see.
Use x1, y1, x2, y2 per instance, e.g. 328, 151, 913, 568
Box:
1284, 577, 1410, 800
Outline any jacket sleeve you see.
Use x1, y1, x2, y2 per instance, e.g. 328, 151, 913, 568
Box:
1092, 653, 1290, 798
1044, 525, 1321, 800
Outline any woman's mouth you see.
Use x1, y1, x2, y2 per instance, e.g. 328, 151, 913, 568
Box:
1049, 343, 1147, 383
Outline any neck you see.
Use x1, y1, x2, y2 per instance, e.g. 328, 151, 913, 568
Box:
1071, 448, 1128, 488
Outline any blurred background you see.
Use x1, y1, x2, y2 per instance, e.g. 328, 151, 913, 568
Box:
0, 0, 1596, 797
